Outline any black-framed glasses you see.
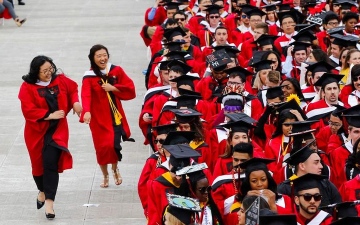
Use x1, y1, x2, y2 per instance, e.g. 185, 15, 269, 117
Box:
176, 18, 186, 22
352, 76, 360, 82
154, 139, 165, 144
241, 14, 248, 19
198, 186, 210, 194
298, 193, 322, 202
210, 16, 220, 19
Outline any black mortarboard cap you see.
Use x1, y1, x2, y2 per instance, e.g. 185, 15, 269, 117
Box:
259, 214, 298, 225
327, 26, 345, 36
224, 112, 258, 124
320, 202, 358, 221
313, 73, 344, 87
163, 27, 186, 41
162, 131, 196, 145
240, 4, 257, 14
164, 51, 188, 61
158, 60, 172, 70
255, 34, 279, 47
206, 49, 232, 71
165, 1, 181, 10
342, 104, 360, 127
239, 158, 275, 173
220, 117, 257, 133
330, 217, 360, 225
286, 120, 318, 136
245, 8, 266, 17
306, 61, 335, 74
275, 99, 307, 120
166, 194, 201, 224
250, 59, 273, 71
293, 30, 316, 43
152, 123, 179, 135
264, 86, 284, 100
167, 60, 193, 75
277, 9, 305, 24
224, 66, 253, 81
284, 140, 317, 165
212, 45, 240, 58
163, 143, 201, 158
170, 108, 202, 123
172, 75, 199, 88
277, 2, 291, 11
177, 88, 202, 97
292, 173, 324, 193
249, 51, 267, 65
338, 0, 357, 10
172, 94, 202, 109
331, 104, 347, 118
204, 4, 223, 14
163, 40, 186, 51
332, 34, 359, 47
290, 41, 311, 52
262, 4, 277, 12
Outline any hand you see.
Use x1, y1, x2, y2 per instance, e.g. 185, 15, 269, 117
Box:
163, 48, 169, 56
289, 109, 304, 121
0, 0, 3, 3
154, 0, 161, 7
247, 189, 277, 211
143, 113, 152, 123
72, 102, 82, 117
83, 112, 91, 124
48, 110, 65, 120
102, 83, 117, 92
287, 45, 294, 56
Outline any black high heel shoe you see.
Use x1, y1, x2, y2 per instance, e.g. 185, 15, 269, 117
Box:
36, 192, 45, 209
45, 210, 55, 219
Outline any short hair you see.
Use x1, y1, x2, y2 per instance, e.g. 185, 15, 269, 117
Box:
165, 18, 178, 27
173, 11, 187, 19
342, 12, 358, 24
267, 70, 281, 84
215, 26, 228, 34
229, 72, 245, 83
254, 22, 269, 34
280, 15, 294, 25
323, 13, 339, 25
233, 143, 253, 158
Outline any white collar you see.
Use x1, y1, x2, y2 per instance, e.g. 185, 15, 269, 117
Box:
36, 80, 51, 86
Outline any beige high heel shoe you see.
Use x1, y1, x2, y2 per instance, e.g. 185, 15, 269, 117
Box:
14, 17, 26, 27
112, 168, 122, 185
100, 175, 109, 188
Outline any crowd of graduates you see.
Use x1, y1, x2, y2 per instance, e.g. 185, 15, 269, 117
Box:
137, 0, 360, 224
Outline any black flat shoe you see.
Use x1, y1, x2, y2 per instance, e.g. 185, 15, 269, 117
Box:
18, 0, 25, 5
36, 192, 45, 209
45, 211, 55, 219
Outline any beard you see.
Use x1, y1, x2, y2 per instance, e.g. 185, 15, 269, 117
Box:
299, 202, 318, 215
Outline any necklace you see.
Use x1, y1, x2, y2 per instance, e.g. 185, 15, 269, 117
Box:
232, 169, 238, 195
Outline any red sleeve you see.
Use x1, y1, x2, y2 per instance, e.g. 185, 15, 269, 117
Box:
137, 158, 157, 215
274, 38, 283, 55
327, 134, 343, 155
315, 126, 331, 154
111, 66, 136, 100
147, 180, 162, 225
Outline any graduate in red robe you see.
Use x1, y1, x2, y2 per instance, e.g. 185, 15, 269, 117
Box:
292, 174, 333, 225
80, 45, 136, 188
18, 55, 82, 218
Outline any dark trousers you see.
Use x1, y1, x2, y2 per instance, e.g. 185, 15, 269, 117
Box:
33, 145, 62, 201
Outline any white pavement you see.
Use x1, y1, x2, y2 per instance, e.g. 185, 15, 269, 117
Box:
0, 0, 152, 224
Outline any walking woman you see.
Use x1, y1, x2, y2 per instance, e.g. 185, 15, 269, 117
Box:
18, 55, 82, 219
81, 44, 136, 188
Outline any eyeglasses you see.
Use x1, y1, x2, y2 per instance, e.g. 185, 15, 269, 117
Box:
298, 193, 322, 202
250, 19, 261, 23
241, 14, 248, 19
176, 18, 186, 22
209, 16, 220, 19
328, 121, 342, 127
227, 81, 243, 86
198, 186, 210, 194
327, 22, 339, 26
352, 76, 360, 82
154, 139, 165, 144
40, 66, 54, 74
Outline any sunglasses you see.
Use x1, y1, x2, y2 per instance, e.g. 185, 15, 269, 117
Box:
176, 18, 186, 22
154, 139, 165, 144
352, 76, 360, 82
210, 16, 220, 19
298, 193, 322, 202
241, 15, 248, 18
198, 186, 210, 194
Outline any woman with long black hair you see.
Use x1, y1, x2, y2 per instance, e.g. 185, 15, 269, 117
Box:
19, 55, 82, 219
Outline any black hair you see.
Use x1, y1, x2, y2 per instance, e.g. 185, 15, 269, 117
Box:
311, 49, 332, 64
346, 138, 360, 169
280, 15, 295, 25
165, 18, 178, 27
280, 78, 305, 100
215, 26, 228, 34
233, 142, 253, 158
342, 12, 358, 24
22, 55, 57, 84
323, 13, 340, 25
173, 10, 187, 19
240, 167, 281, 201
88, 44, 110, 77
261, 50, 282, 73
272, 108, 298, 138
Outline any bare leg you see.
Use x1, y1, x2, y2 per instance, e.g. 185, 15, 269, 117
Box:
99, 164, 109, 188
111, 163, 122, 185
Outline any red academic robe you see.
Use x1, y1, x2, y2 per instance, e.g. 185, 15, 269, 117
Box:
339, 175, 360, 214
296, 210, 333, 225
137, 153, 166, 217
195, 76, 229, 102
339, 85, 354, 104
144, 6, 166, 26
240, 37, 257, 61
274, 34, 292, 57
80, 65, 136, 165
330, 142, 354, 189
18, 74, 78, 176
316, 30, 329, 53
149, 26, 165, 57
306, 100, 337, 134
147, 172, 180, 225
188, 14, 206, 34
231, 28, 244, 47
